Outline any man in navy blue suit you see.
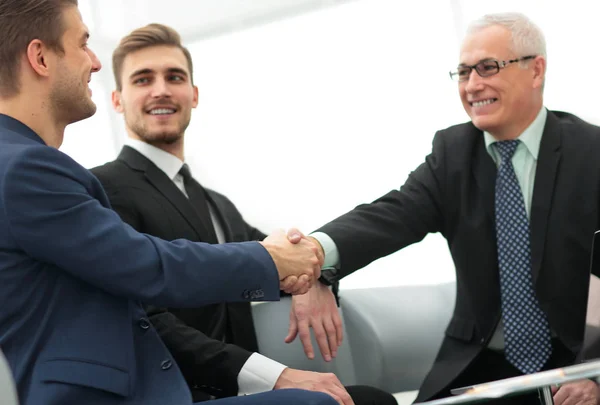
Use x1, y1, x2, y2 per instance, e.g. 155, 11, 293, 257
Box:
0, 1, 336, 405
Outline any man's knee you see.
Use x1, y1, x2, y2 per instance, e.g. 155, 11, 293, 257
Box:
211, 389, 338, 405
274, 389, 338, 405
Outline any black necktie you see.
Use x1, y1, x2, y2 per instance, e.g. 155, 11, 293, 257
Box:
178, 164, 218, 244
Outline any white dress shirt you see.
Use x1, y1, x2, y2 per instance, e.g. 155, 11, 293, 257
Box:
125, 139, 287, 395
311, 107, 548, 352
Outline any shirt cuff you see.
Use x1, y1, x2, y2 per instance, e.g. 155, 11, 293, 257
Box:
237, 353, 287, 396
310, 232, 341, 268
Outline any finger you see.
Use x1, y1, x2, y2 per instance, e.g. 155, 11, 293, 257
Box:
291, 285, 311, 296
316, 386, 344, 405
327, 385, 353, 405
297, 317, 315, 360
285, 309, 299, 344
308, 236, 325, 257
289, 274, 310, 294
340, 388, 355, 405
313, 257, 322, 280
281, 276, 297, 292
553, 386, 569, 405
323, 316, 339, 358
286, 227, 305, 244
312, 318, 332, 362
332, 306, 343, 347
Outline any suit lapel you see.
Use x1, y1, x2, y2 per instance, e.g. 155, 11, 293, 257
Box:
117, 146, 218, 243
471, 127, 497, 222
530, 112, 562, 282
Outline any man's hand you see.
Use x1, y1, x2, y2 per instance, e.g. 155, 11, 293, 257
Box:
274, 368, 354, 405
261, 229, 322, 295
279, 231, 325, 294
552, 379, 600, 405
285, 280, 343, 362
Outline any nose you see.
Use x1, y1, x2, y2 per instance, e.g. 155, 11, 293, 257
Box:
150, 78, 172, 98
464, 69, 484, 94
88, 47, 102, 73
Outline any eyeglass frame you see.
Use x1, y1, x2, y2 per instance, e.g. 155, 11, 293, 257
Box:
449, 55, 537, 82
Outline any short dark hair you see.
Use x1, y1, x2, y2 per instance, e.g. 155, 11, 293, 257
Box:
112, 23, 194, 91
0, 0, 78, 97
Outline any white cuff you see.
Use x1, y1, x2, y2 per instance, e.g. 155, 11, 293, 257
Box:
237, 353, 287, 396
310, 232, 341, 268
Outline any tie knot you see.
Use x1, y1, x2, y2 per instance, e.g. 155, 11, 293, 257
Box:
494, 140, 520, 161
179, 163, 192, 181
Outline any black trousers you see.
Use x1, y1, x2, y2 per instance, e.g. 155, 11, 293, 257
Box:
428, 339, 575, 405
346, 385, 397, 405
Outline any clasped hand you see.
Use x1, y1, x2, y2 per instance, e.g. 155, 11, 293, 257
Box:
260, 228, 323, 295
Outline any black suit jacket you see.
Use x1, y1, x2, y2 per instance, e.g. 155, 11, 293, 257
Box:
91, 146, 268, 400
316, 110, 600, 401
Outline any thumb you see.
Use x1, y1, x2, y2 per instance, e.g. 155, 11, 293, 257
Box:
286, 227, 304, 244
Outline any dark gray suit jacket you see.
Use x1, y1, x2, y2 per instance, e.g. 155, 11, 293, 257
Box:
316, 110, 600, 401
92, 146, 267, 400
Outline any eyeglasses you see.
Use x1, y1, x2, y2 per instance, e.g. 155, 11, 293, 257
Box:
449, 55, 537, 82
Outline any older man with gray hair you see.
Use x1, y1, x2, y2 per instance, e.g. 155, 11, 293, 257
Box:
289, 11, 600, 405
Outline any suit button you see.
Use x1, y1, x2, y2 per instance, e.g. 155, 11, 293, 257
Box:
161, 359, 172, 370
138, 318, 150, 330
480, 338, 485, 344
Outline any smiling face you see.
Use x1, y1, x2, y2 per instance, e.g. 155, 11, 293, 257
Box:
112, 45, 198, 146
458, 25, 545, 140
49, 6, 102, 124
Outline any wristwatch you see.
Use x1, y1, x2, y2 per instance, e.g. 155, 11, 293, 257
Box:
319, 266, 338, 287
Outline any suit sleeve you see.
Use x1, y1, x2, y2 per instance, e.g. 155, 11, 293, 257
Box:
316, 131, 446, 278
146, 305, 250, 398
3, 146, 280, 308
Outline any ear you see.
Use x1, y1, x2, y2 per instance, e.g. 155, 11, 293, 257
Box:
531, 55, 546, 90
112, 90, 124, 113
192, 85, 199, 109
25, 39, 52, 78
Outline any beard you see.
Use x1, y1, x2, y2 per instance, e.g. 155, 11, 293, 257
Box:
124, 110, 190, 146
130, 124, 182, 145
50, 75, 97, 124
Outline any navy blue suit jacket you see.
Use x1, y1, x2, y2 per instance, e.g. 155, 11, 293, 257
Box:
0, 114, 280, 405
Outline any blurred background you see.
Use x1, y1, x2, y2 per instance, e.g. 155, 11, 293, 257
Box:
67, 0, 599, 289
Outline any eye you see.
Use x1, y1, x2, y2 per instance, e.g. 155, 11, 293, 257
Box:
168, 75, 184, 82
133, 77, 150, 85
457, 67, 471, 78
479, 61, 498, 71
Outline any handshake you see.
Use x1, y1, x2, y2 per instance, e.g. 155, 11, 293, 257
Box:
260, 229, 324, 295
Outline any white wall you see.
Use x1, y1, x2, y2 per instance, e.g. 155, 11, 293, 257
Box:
61, 0, 600, 289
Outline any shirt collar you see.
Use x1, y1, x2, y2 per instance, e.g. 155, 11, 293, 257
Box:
483, 106, 547, 161
125, 138, 184, 180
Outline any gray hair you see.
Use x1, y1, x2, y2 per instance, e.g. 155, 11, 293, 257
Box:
467, 12, 547, 62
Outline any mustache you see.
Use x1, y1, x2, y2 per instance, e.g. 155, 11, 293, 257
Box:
145, 98, 178, 110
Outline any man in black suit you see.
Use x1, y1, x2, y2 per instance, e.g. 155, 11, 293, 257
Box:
91, 23, 396, 405
290, 11, 600, 405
